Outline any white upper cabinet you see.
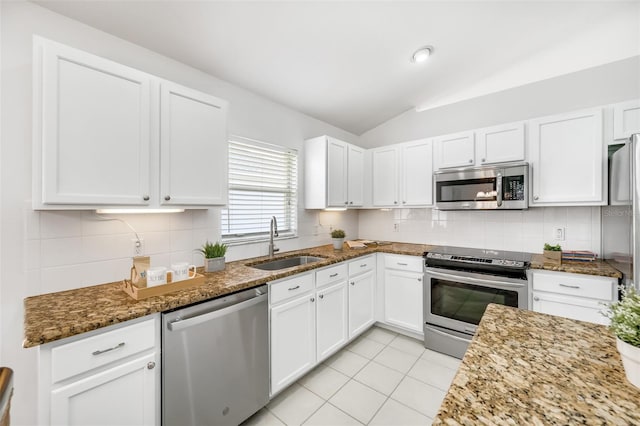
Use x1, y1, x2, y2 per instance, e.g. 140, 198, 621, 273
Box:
401, 139, 433, 206
160, 82, 228, 205
34, 37, 152, 207
613, 99, 640, 140
304, 136, 364, 209
475, 122, 525, 165
528, 108, 605, 206
371, 139, 433, 207
33, 37, 228, 210
434, 131, 475, 169
371, 146, 399, 207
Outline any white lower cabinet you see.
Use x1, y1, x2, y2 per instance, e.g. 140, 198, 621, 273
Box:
270, 289, 316, 395
316, 281, 348, 361
383, 255, 424, 334
348, 269, 375, 338
531, 270, 617, 325
39, 316, 160, 426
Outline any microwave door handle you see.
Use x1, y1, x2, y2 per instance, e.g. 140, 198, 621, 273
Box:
496, 172, 503, 207
426, 268, 524, 288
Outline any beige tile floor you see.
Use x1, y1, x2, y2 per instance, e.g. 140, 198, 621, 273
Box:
243, 326, 462, 426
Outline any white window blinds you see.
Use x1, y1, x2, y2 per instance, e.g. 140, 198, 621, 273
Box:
222, 137, 298, 243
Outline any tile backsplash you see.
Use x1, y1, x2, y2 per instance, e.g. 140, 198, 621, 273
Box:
358, 207, 601, 255
24, 203, 358, 296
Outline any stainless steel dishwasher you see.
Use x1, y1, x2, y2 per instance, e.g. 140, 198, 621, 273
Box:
162, 285, 269, 426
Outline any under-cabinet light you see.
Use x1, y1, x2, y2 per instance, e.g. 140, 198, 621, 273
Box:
324, 208, 347, 212
95, 208, 185, 214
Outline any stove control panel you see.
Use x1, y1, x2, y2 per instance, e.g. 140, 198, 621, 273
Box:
425, 252, 526, 268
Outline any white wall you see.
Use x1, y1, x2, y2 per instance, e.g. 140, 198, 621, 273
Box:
359, 207, 601, 255
0, 2, 358, 424
360, 56, 640, 147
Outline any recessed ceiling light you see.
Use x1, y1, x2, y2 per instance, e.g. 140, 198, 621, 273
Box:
411, 46, 433, 63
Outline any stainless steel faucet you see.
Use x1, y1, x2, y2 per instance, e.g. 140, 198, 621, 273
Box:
269, 216, 279, 257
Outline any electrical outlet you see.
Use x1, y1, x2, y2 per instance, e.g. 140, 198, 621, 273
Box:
552, 227, 565, 241
393, 223, 400, 232
132, 238, 145, 256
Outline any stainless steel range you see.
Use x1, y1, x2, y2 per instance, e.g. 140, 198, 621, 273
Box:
423, 246, 531, 359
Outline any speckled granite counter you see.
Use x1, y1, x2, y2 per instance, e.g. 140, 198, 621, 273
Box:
530, 254, 622, 278
434, 304, 640, 425
24, 242, 432, 348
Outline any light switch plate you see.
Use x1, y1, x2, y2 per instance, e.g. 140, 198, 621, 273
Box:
552, 227, 565, 241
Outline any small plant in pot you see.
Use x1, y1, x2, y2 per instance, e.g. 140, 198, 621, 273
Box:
331, 229, 345, 250
197, 241, 227, 272
543, 243, 562, 265
606, 286, 640, 389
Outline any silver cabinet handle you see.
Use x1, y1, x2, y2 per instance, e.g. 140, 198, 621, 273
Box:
349, 201, 353, 205
397, 262, 408, 266
350, 282, 355, 286
468, 159, 473, 163
360, 264, 367, 268
329, 273, 338, 278
394, 201, 398, 204
288, 285, 300, 291
481, 158, 485, 163
418, 278, 422, 282
310, 297, 315, 302
319, 294, 324, 299
559, 283, 580, 289
92, 342, 125, 356
164, 195, 171, 201
402, 201, 406, 204
143, 195, 150, 201
147, 361, 156, 370
534, 195, 539, 200
533, 296, 540, 301
344, 201, 348, 205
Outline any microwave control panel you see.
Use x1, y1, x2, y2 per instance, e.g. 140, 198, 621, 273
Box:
502, 175, 525, 201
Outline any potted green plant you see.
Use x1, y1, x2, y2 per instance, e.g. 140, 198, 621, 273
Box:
331, 229, 345, 250
606, 286, 640, 389
197, 241, 227, 272
543, 243, 562, 265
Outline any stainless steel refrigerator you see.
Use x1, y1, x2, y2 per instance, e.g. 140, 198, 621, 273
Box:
603, 133, 640, 291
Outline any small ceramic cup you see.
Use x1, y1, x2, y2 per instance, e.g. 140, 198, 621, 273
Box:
171, 262, 197, 282
147, 267, 169, 287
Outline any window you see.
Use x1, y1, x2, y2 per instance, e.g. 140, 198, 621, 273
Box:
221, 137, 298, 243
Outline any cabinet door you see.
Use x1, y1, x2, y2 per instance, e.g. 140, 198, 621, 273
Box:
51, 353, 157, 426
532, 292, 609, 325
327, 138, 348, 207
372, 147, 399, 206
476, 122, 525, 165
401, 139, 433, 206
384, 270, 423, 333
529, 108, 605, 205
270, 295, 316, 394
349, 271, 375, 338
316, 281, 348, 362
434, 131, 475, 169
613, 99, 640, 140
37, 38, 151, 206
347, 145, 364, 207
160, 82, 228, 205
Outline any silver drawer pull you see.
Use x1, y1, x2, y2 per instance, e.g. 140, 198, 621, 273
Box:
329, 273, 339, 277
397, 262, 408, 266
288, 285, 300, 291
92, 342, 125, 356
360, 264, 367, 268
559, 283, 580, 289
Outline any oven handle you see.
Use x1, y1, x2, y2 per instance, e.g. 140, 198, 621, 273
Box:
425, 324, 472, 343
425, 268, 525, 288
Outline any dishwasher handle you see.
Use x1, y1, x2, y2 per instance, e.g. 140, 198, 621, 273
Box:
167, 292, 268, 332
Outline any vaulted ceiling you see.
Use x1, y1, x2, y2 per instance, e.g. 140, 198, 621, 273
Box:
34, 1, 640, 135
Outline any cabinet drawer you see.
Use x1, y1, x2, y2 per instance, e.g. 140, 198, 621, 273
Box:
532, 291, 609, 325
316, 263, 348, 288
384, 255, 423, 273
270, 273, 313, 305
532, 271, 616, 301
51, 318, 155, 383
348, 255, 375, 276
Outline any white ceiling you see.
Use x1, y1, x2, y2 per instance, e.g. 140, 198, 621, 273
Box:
34, 1, 640, 135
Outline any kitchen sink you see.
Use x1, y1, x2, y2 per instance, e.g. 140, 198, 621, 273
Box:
249, 255, 326, 271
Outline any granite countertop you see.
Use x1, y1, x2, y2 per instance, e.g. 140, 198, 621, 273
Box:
530, 254, 622, 278
434, 304, 640, 425
23, 242, 433, 348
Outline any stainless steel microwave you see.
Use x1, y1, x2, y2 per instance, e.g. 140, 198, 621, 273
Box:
434, 162, 529, 210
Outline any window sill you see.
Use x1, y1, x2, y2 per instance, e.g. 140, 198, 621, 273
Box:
222, 233, 298, 247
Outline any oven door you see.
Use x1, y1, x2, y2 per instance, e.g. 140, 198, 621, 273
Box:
424, 267, 528, 335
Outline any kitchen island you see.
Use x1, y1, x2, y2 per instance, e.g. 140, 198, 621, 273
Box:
434, 304, 640, 425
